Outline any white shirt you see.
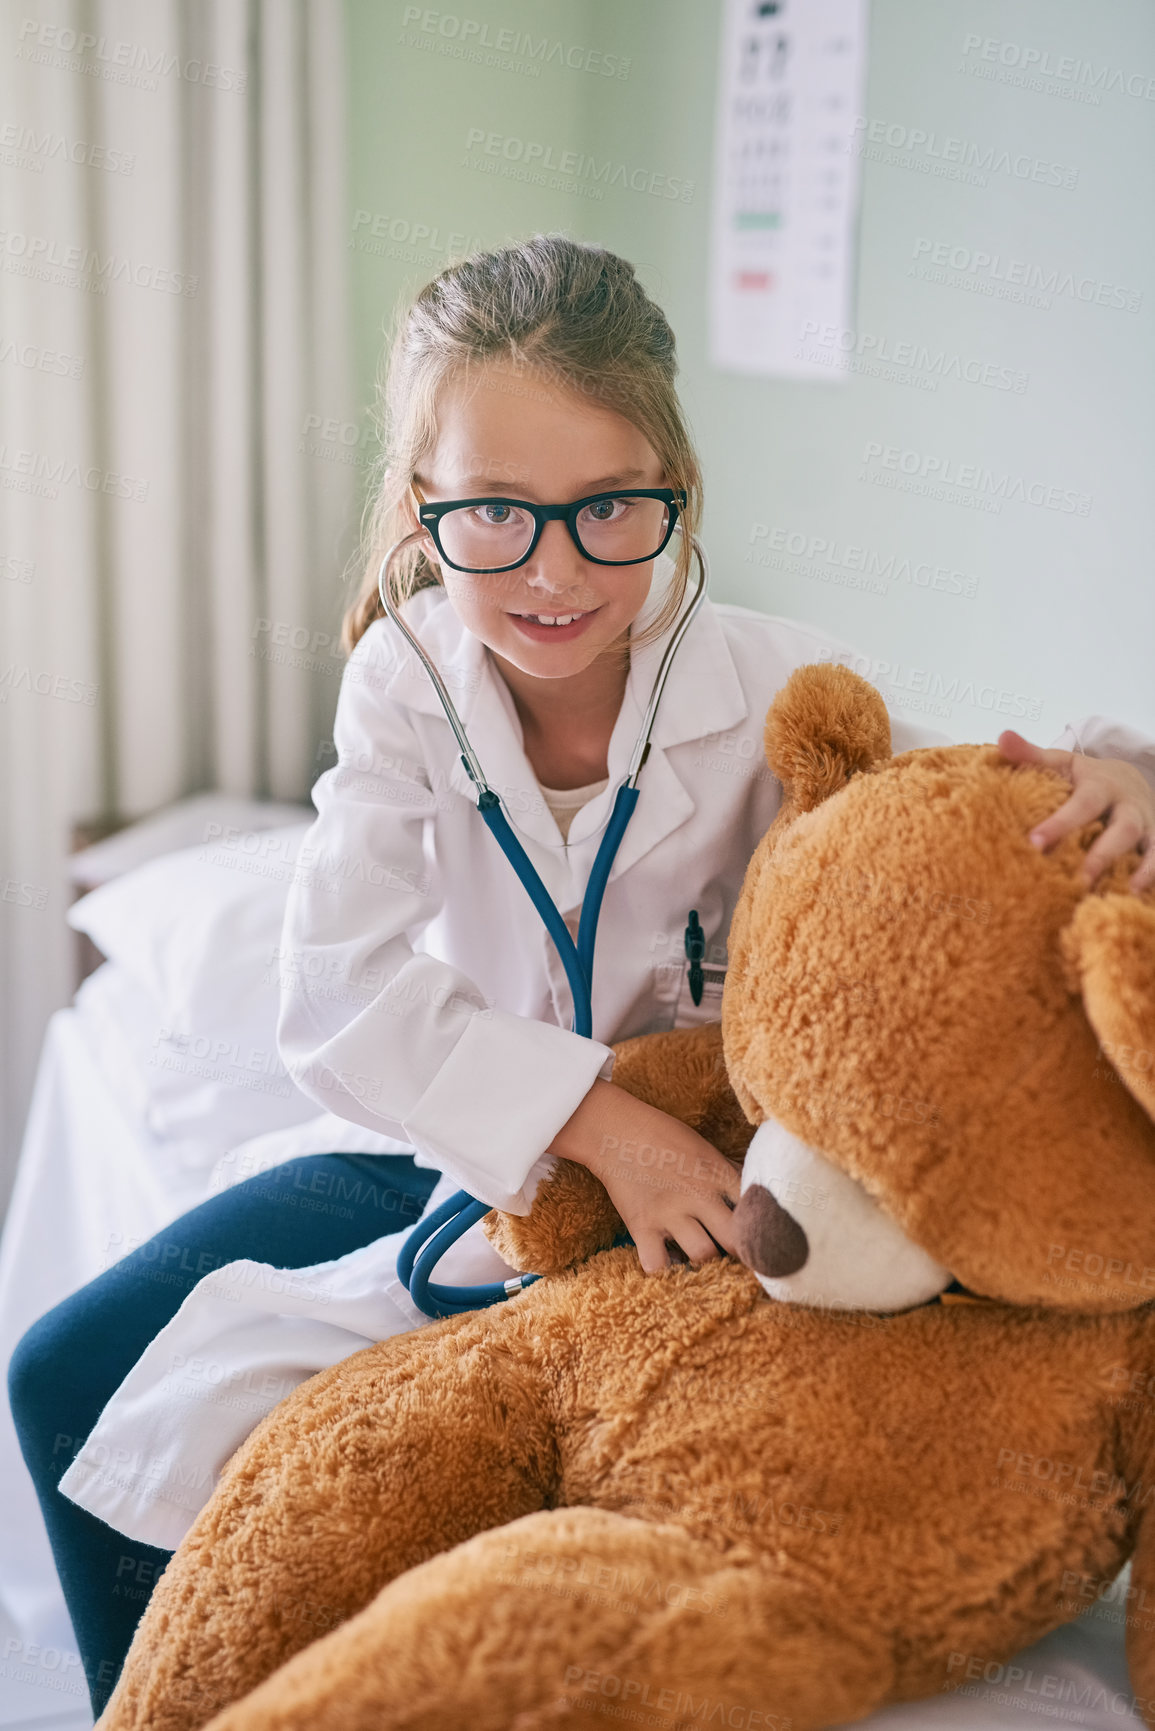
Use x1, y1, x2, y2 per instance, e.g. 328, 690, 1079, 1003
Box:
538, 775, 610, 842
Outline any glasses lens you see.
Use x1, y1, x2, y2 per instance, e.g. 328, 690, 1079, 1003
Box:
575, 495, 670, 563
435, 502, 536, 571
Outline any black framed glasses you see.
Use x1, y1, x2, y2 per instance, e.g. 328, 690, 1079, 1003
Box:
412, 485, 684, 574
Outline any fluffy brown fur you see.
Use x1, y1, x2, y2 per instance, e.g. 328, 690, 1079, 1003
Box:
97, 664, 1155, 1731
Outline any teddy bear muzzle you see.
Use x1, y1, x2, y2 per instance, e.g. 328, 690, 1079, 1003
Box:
734, 1117, 953, 1313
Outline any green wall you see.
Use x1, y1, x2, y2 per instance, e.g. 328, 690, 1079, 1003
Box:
346, 0, 1155, 743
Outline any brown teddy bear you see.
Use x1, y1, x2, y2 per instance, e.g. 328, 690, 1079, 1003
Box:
97, 663, 1155, 1731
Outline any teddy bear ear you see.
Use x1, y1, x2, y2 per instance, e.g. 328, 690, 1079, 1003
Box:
1060, 893, 1155, 1122
763, 662, 893, 814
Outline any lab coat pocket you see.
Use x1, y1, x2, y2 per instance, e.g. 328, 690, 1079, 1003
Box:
672, 958, 728, 1030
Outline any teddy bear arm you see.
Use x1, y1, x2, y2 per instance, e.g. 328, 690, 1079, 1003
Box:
482, 1024, 753, 1273
608, 1021, 749, 1143
481, 1159, 622, 1273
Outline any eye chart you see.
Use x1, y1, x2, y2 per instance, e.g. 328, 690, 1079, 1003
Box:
709, 0, 870, 379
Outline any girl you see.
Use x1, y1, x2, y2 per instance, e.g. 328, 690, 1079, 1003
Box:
10, 235, 1155, 1719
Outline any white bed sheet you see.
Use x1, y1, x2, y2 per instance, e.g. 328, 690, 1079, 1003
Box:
0, 1001, 1144, 1728
0, 999, 209, 1652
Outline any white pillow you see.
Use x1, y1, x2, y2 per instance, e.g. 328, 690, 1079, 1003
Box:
68, 823, 311, 1017
67, 825, 320, 1153
69, 793, 313, 890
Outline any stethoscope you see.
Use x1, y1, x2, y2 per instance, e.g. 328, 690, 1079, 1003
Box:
376, 526, 711, 1317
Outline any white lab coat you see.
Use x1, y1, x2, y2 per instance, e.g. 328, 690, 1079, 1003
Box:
59, 557, 1155, 1548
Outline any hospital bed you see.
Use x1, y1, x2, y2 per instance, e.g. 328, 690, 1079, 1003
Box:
0, 795, 1143, 1730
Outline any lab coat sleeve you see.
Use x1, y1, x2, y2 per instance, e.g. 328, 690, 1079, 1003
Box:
1047, 714, 1155, 803
276, 628, 614, 1214
887, 704, 1155, 791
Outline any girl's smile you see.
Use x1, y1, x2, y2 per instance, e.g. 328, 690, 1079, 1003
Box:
507, 605, 604, 644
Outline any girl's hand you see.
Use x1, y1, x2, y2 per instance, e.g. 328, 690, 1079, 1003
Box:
548, 1079, 740, 1273
998, 731, 1155, 894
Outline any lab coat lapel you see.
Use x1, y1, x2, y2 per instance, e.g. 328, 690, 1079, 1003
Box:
569, 588, 750, 896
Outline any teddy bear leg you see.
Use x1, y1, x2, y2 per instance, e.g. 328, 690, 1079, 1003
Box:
511, 1519, 893, 1731
192, 1507, 890, 1731
96, 1320, 557, 1731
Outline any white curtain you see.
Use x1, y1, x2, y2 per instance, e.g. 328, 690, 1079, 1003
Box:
0, 0, 358, 1207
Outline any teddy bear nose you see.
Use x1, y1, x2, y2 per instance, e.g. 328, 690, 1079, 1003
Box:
733, 1184, 810, 1278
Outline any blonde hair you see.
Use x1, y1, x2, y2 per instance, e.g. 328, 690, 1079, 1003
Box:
341, 234, 703, 657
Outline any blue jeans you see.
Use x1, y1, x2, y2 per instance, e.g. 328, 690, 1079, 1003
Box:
7, 1152, 439, 1719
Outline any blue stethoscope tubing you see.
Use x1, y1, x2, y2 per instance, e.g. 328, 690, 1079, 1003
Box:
379, 529, 710, 1317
